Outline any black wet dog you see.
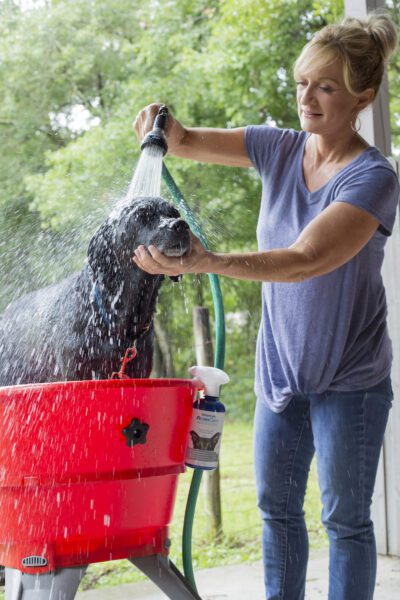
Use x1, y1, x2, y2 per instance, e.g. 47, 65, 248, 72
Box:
0, 196, 191, 385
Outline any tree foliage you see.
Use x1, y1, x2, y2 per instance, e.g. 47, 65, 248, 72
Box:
4, 0, 398, 416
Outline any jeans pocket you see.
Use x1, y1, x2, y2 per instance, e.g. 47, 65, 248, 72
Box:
366, 390, 393, 409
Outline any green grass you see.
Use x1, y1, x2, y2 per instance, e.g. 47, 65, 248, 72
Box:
0, 420, 327, 596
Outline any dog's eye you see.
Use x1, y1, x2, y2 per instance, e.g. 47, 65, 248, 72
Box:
134, 208, 156, 221
166, 210, 180, 219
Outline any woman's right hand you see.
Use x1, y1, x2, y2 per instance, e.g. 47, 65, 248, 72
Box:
133, 103, 250, 167
133, 103, 187, 154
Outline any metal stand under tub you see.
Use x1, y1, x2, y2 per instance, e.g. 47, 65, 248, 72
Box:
0, 378, 202, 599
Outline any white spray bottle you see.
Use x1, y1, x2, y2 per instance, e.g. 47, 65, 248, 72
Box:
185, 366, 229, 470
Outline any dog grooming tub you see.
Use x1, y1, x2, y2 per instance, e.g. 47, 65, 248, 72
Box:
0, 105, 226, 599
0, 377, 202, 599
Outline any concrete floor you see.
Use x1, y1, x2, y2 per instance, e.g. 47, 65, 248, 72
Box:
76, 550, 400, 599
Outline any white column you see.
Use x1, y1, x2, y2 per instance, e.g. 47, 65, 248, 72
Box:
344, 0, 399, 557
381, 165, 400, 556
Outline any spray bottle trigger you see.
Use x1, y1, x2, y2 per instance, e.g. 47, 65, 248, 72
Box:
188, 366, 229, 398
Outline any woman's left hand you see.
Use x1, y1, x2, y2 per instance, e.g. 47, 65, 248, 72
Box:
133, 232, 211, 276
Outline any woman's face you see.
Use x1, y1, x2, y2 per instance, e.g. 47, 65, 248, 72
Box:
296, 58, 362, 136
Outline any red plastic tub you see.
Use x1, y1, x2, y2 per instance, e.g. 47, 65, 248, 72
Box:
0, 378, 197, 573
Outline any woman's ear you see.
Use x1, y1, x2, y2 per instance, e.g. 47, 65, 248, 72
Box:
356, 87, 375, 112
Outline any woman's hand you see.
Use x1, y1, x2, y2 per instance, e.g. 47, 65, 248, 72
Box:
132, 103, 187, 154
132, 103, 250, 166
133, 232, 212, 276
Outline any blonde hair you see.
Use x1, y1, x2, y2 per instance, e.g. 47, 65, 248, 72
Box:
293, 10, 398, 97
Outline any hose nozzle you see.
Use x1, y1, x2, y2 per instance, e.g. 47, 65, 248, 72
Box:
141, 105, 169, 155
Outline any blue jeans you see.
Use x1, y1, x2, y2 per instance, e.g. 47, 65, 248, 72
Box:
253, 377, 393, 600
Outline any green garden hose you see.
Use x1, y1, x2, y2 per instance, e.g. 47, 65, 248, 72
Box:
162, 164, 226, 592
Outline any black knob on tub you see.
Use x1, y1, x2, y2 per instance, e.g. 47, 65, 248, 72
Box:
122, 418, 149, 447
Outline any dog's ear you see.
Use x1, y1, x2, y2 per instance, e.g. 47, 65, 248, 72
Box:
87, 221, 115, 275
190, 431, 200, 446
210, 433, 221, 450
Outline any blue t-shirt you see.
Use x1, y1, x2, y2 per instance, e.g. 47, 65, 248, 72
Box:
245, 126, 400, 413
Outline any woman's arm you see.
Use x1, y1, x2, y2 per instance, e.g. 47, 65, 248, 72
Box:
133, 103, 251, 167
172, 127, 251, 167
133, 202, 379, 282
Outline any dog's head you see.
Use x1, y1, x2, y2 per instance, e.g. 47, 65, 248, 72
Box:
190, 431, 221, 451
87, 196, 191, 278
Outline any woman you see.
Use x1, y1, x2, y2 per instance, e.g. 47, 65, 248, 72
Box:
133, 11, 399, 600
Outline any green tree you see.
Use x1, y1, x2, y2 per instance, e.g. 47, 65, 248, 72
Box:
0, 0, 358, 415
388, 0, 400, 154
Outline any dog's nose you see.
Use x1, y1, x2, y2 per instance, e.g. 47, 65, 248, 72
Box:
170, 219, 190, 233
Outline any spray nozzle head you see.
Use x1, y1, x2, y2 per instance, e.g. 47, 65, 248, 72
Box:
189, 366, 229, 398
140, 105, 169, 156
153, 105, 168, 130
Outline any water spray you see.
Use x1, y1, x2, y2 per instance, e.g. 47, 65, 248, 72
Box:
123, 105, 170, 203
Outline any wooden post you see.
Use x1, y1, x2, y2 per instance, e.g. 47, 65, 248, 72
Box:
344, 0, 399, 557
153, 317, 175, 377
192, 306, 223, 540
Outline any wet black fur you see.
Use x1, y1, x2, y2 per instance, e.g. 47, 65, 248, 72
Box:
0, 197, 190, 385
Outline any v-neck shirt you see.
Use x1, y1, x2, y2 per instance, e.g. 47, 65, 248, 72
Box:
245, 125, 399, 412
